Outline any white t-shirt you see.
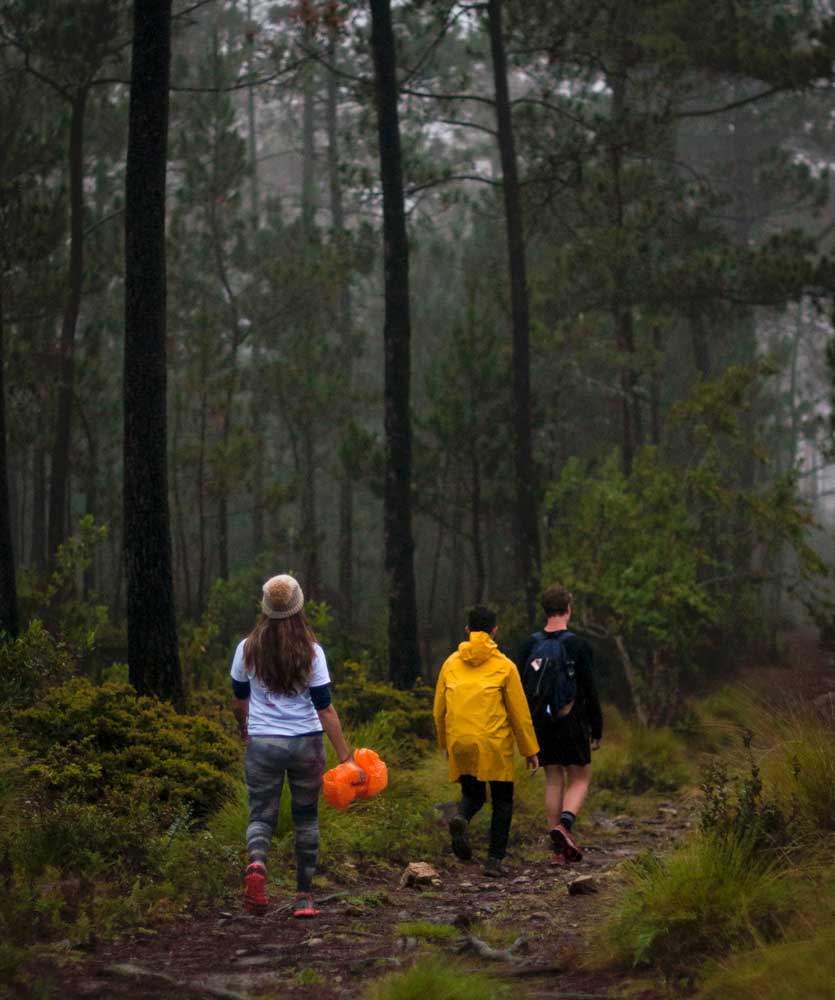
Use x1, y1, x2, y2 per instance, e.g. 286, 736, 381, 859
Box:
230, 639, 330, 736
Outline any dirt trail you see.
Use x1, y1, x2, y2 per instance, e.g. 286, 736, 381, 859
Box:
56, 803, 690, 1000
52, 631, 835, 1000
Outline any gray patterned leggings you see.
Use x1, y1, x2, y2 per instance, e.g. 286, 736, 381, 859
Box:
244, 734, 326, 891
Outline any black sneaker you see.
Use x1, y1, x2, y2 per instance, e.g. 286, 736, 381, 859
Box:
483, 857, 506, 878
448, 815, 472, 860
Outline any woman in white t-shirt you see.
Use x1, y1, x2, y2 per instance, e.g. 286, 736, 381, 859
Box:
230, 573, 364, 918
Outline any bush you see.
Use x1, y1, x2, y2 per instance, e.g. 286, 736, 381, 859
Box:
604, 833, 790, 974
13, 679, 239, 826
363, 958, 512, 1000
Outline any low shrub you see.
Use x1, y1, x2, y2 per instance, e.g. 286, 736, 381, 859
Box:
13, 679, 239, 824
604, 833, 791, 974
363, 957, 512, 1000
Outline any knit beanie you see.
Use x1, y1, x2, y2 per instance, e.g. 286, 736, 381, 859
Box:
261, 574, 304, 619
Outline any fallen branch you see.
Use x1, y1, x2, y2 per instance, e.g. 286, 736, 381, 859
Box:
455, 933, 527, 962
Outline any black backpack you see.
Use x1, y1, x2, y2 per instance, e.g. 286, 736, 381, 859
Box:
521, 630, 578, 726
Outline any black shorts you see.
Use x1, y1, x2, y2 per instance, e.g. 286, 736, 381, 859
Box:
534, 702, 592, 767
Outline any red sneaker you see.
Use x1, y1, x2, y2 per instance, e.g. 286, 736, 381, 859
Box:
550, 851, 567, 866
293, 892, 321, 918
244, 862, 268, 915
550, 824, 583, 862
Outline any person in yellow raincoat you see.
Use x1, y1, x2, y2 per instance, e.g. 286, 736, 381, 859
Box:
433, 605, 539, 877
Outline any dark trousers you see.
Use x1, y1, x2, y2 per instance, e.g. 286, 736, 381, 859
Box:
457, 775, 514, 861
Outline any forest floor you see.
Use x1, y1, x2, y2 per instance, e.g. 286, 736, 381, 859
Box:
51, 630, 835, 1000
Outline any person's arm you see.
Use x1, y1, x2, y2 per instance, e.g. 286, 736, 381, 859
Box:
231, 678, 250, 744
316, 704, 366, 783
432, 665, 447, 752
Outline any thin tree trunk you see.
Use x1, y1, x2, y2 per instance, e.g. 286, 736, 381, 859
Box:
369, 0, 421, 688
0, 290, 19, 638
124, 0, 183, 710
171, 394, 193, 618
650, 325, 662, 447
486, 0, 539, 622
196, 380, 208, 609
31, 445, 46, 569
48, 87, 88, 560
327, 24, 356, 632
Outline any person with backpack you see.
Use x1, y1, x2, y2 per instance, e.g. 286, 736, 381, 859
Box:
230, 573, 365, 917
433, 605, 539, 878
517, 584, 602, 865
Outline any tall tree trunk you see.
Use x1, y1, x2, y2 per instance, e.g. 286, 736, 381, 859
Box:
369, 0, 421, 688
607, 66, 641, 475
486, 0, 539, 622
48, 87, 88, 560
327, 24, 356, 631
0, 290, 18, 638
299, 24, 321, 595
124, 0, 183, 710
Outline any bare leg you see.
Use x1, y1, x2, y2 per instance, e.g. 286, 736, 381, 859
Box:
562, 764, 592, 818
544, 765, 565, 829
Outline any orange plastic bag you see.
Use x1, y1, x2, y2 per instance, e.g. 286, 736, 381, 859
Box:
322, 748, 388, 810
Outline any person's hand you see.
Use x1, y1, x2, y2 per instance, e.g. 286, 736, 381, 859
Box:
591, 739, 601, 751
526, 753, 539, 774
344, 752, 367, 785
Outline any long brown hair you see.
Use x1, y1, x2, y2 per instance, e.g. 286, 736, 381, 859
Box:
243, 611, 317, 695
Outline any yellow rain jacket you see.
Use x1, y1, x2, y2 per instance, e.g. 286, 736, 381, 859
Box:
433, 631, 539, 783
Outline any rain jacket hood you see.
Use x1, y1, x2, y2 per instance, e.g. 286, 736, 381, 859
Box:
458, 630, 499, 667
433, 632, 538, 783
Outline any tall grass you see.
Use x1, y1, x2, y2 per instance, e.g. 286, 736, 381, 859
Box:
604, 833, 791, 972
764, 708, 835, 833
697, 927, 835, 1000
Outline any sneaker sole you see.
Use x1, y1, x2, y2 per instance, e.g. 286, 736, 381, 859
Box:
550, 827, 583, 862
449, 816, 472, 861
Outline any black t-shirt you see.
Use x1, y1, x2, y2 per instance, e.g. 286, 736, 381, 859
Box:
515, 628, 603, 742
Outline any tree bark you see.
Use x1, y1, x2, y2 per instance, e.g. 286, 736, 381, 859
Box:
0, 290, 19, 638
369, 0, 421, 688
48, 87, 88, 560
123, 0, 183, 710
486, 0, 539, 622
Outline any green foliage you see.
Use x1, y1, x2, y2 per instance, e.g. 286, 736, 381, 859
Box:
604, 834, 790, 973
0, 619, 75, 710
595, 725, 690, 795
13, 679, 239, 828
363, 958, 512, 1000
